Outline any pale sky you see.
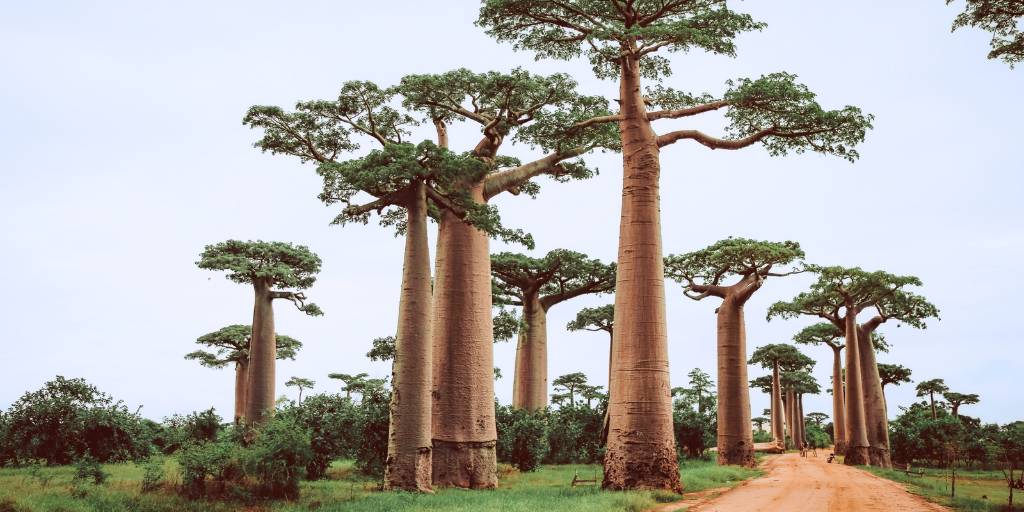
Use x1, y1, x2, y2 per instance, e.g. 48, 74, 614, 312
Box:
1, 1, 1021, 426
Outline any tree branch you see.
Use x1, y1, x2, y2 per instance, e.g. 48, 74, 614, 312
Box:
483, 146, 587, 200
647, 99, 730, 121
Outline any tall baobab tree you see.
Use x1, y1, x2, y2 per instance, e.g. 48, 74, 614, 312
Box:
665, 238, 804, 466
782, 370, 821, 449
552, 372, 590, 407
943, 391, 980, 418
916, 378, 949, 420
197, 240, 322, 425
478, 2, 873, 491
877, 363, 912, 412
397, 69, 619, 489
769, 266, 937, 466
945, 0, 1024, 66
806, 412, 829, 428
793, 323, 847, 454
749, 344, 814, 450
285, 377, 315, 404
752, 417, 768, 433
185, 324, 302, 423
491, 250, 615, 410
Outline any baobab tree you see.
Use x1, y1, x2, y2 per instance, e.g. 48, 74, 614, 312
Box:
752, 417, 768, 432
942, 391, 980, 418
478, 1, 873, 492
397, 69, 619, 489
878, 363, 913, 411
793, 323, 847, 454
782, 370, 821, 449
580, 384, 608, 409
946, 0, 1024, 66
552, 372, 590, 407
916, 378, 949, 420
567, 304, 615, 442
806, 412, 829, 427
665, 238, 804, 466
285, 377, 315, 404
245, 77, 579, 491
749, 344, 814, 450
491, 249, 615, 410
197, 240, 322, 425
769, 265, 937, 466
185, 324, 302, 423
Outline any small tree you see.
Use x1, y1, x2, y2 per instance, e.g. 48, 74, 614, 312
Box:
327, 373, 369, 401
552, 373, 590, 407
197, 240, 322, 425
996, 421, 1024, 509
946, 0, 1024, 67
285, 377, 315, 404
878, 363, 913, 413
492, 250, 615, 410
942, 391, 980, 418
665, 238, 803, 465
186, 325, 302, 423
752, 417, 768, 432
916, 379, 950, 420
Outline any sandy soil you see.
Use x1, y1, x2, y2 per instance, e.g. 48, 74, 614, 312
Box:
682, 451, 949, 512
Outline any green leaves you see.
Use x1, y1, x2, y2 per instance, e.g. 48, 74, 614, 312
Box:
792, 322, 843, 348
948, 0, 1024, 67
878, 363, 913, 388
490, 249, 616, 307
186, 324, 303, 368
567, 304, 614, 334
665, 238, 804, 287
492, 308, 523, 342
748, 343, 815, 372
196, 240, 322, 290
477, 0, 764, 80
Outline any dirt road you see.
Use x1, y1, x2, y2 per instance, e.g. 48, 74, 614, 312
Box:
685, 451, 949, 512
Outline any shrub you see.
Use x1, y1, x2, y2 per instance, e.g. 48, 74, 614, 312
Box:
157, 408, 222, 454
244, 417, 312, 500
0, 376, 151, 466
496, 404, 548, 471
353, 385, 390, 477
177, 439, 245, 499
139, 458, 165, 493
73, 456, 108, 485
278, 393, 361, 479
804, 424, 831, 450
545, 405, 604, 464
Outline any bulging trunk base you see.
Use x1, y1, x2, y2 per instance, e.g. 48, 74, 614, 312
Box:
717, 439, 755, 467
384, 448, 433, 492
868, 447, 892, 468
431, 440, 497, 489
602, 443, 683, 493
834, 439, 848, 456
844, 446, 870, 465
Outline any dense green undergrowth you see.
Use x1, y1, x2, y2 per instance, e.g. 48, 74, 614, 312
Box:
866, 466, 1021, 512
0, 458, 761, 512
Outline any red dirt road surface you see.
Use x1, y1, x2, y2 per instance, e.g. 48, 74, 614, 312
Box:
685, 451, 949, 512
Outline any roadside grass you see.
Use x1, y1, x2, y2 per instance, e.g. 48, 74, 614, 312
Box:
865, 466, 1021, 512
0, 457, 761, 512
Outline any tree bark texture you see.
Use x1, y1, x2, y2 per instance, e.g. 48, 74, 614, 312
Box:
715, 296, 754, 466
843, 312, 870, 465
603, 54, 681, 493
771, 363, 786, 450
511, 294, 548, 411
245, 280, 276, 425
431, 184, 498, 489
858, 325, 892, 468
385, 182, 434, 492
234, 360, 248, 424
830, 345, 847, 454
785, 389, 796, 449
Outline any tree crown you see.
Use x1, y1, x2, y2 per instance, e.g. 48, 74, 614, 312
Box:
185, 324, 301, 368
916, 378, 949, 396
197, 240, 321, 290
942, 391, 980, 407
285, 377, 315, 389
877, 363, 913, 388
365, 336, 396, 362
665, 238, 803, 301
948, 0, 1024, 67
491, 249, 615, 309
566, 304, 614, 334
792, 322, 844, 349
748, 343, 814, 372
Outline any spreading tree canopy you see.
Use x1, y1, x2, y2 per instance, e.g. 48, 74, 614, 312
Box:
947, 0, 1024, 66
185, 325, 301, 368
196, 240, 323, 316
567, 304, 614, 336
878, 363, 913, 390
491, 250, 616, 310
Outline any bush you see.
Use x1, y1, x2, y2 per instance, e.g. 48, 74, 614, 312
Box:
804, 424, 831, 449
244, 417, 312, 500
139, 458, 165, 492
496, 404, 548, 471
0, 376, 151, 466
753, 430, 773, 443
73, 456, 108, 485
278, 393, 361, 479
177, 439, 245, 499
156, 409, 222, 455
353, 386, 390, 477
545, 405, 604, 464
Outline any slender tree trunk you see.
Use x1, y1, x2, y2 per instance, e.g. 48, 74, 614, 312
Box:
602, 330, 613, 446
785, 389, 797, 449
930, 392, 937, 420
843, 311, 870, 465
603, 53, 681, 493
431, 184, 497, 489
715, 296, 754, 466
511, 294, 548, 411
771, 363, 786, 450
245, 280, 276, 425
385, 182, 434, 492
234, 360, 248, 424
830, 346, 847, 454
798, 394, 806, 447
859, 326, 892, 468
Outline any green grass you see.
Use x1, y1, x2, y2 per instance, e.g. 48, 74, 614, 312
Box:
865, 466, 1021, 512
0, 458, 762, 512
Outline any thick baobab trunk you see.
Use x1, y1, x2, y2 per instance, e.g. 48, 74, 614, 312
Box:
385, 182, 434, 492
798, 395, 806, 447
858, 326, 891, 468
603, 54, 681, 493
245, 280, 276, 425
234, 360, 248, 423
830, 346, 847, 454
785, 389, 797, 449
431, 184, 497, 489
843, 312, 870, 465
715, 297, 754, 466
771, 363, 786, 450
511, 294, 548, 411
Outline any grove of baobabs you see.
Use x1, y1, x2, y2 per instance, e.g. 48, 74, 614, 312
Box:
1, 1, 1021, 512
